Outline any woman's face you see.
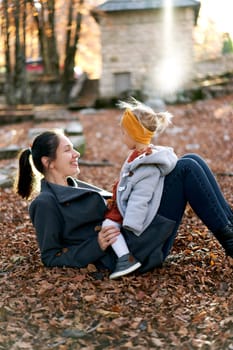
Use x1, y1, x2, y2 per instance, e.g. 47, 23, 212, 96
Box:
49, 134, 80, 178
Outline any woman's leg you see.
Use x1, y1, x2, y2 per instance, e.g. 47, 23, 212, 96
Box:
182, 153, 233, 221
157, 157, 232, 257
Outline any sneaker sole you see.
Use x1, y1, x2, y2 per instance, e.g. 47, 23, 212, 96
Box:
109, 262, 142, 279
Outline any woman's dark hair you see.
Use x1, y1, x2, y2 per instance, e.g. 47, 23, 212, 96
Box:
16, 130, 61, 199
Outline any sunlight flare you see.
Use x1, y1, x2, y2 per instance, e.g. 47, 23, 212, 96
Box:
154, 0, 188, 96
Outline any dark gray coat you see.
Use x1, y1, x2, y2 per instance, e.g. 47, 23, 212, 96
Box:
29, 178, 176, 273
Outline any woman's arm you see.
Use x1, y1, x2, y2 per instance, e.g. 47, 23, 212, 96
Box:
29, 196, 106, 268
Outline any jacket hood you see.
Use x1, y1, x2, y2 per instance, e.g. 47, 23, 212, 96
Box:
125, 145, 177, 176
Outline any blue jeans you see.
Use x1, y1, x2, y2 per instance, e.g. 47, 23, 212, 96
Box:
158, 154, 232, 257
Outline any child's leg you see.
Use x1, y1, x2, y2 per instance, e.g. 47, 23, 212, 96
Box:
102, 219, 129, 257
102, 219, 141, 279
112, 233, 130, 257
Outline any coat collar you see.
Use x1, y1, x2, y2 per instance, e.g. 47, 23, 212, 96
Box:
41, 178, 96, 203
41, 178, 112, 203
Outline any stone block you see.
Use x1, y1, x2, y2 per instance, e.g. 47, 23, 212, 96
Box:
65, 122, 83, 135
0, 145, 21, 160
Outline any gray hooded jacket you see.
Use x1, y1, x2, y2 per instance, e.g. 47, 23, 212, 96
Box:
116, 145, 177, 236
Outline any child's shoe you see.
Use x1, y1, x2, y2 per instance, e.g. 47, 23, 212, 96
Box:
109, 253, 141, 279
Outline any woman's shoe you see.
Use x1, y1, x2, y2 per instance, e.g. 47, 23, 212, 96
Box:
109, 254, 141, 279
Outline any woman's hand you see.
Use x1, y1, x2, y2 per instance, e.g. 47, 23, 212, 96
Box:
98, 225, 120, 251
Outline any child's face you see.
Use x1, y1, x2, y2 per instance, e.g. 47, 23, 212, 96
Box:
121, 126, 135, 150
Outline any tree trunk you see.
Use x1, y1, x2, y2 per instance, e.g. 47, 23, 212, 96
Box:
2, 0, 29, 104
47, 0, 59, 76
13, 0, 29, 104
30, 0, 59, 77
2, 0, 14, 104
61, 0, 84, 103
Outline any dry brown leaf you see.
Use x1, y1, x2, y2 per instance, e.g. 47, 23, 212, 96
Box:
1, 94, 233, 349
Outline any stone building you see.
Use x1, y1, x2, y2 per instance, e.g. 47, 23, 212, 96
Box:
96, 0, 200, 100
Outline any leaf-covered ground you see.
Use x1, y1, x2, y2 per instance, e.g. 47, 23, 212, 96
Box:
1, 95, 233, 350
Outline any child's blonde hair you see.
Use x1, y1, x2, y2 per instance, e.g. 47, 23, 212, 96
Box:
117, 97, 172, 134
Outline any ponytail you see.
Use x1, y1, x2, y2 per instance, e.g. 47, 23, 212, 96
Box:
155, 111, 173, 134
16, 148, 35, 199
15, 130, 61, 200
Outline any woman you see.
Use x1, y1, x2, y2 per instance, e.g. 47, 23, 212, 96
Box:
16, 128, 233, 275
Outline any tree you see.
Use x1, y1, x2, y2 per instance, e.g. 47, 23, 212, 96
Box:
61, 0, 84, 102
28, 0, 59, 77
0, 0, 89, 105
2, 0, 30, 104
28, 0, 85, 102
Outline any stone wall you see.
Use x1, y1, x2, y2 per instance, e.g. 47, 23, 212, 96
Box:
0, 78, 73, 105
0, 55, 232, 107
99, 8, 196, 99
194, 54, 233, 79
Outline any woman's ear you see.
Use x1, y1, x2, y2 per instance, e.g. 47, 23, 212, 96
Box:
41, 156, 51, 170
